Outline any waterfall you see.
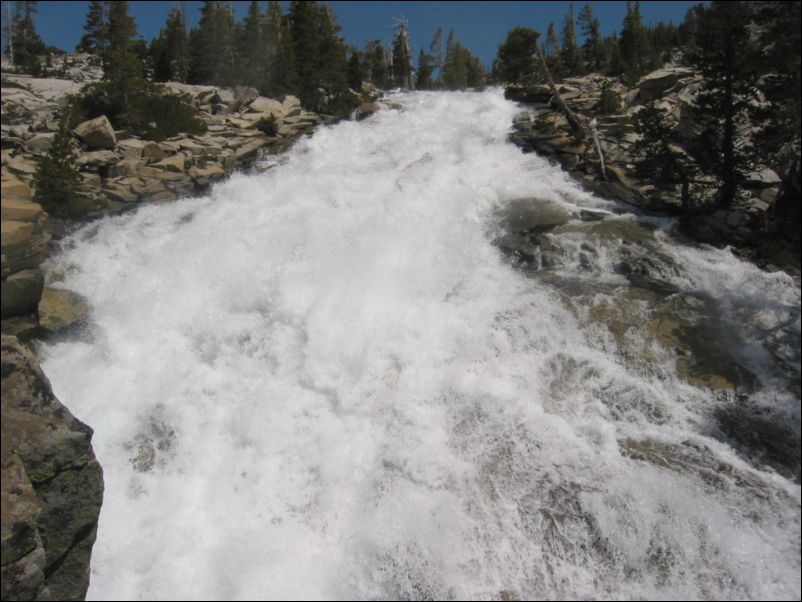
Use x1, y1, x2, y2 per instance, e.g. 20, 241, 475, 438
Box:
40, 89, 800, 601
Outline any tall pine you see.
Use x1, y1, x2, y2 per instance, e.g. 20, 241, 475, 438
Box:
689, 1, 758, 208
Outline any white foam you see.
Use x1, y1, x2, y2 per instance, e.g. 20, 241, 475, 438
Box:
40, 89, 800, 600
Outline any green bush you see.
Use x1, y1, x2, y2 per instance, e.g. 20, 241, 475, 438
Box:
34, 114, 81, 213
256, 113, 278, 136
596, 80, 622, 115
129, 93, 207, 141
74, 81, 206, 141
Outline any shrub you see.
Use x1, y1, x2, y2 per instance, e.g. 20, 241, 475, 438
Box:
74, 81, 206, 141
34, 114, 81, 213
256, 113, 278, 136
129, 92, 207, 141
596, 80, 622, 115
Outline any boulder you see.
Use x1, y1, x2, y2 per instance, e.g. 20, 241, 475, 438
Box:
25, 132, 56, 154
38, 287, 89, 335
354, 102, 381, 121
0, 174, 33, 202
495, 197, 573, 234
232, 138, 270, 162
637, 68, 693, 102
1, 268, 44, 319
189, 164, 226, 187
1, 215, 50, 279
246, 96, 284, 116
744, 167, 781, 188
72, 115, 117, 149
0, 335, 104, 600
142, 142, 166, 163
76, 149, 119, 169
151, 153, 187, 173
6, 156, 37, 177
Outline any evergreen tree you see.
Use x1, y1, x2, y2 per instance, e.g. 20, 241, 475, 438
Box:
619, 1, 649, 78
190, 1, 236, 86
495, 26, 539, 84
391, 19, 414, 89
560, 3, 583, 75
415, 47, 434, 90
315, 3, 349, 109
76, 0, 107, 59
545, 21, 562, 77
632, 103, 695, 189
104, 0, 145, 121
754, 1, 801, 164
466, 55, 485, 88
266, 11, 297, 97
290, 0, 320, 106
347, 50, 364, 90
10, 1, 45, 73
237, 0, 265, 88
689, 1, 758, 208
150, 6, 189, 83
442, 30, 467, 90
578, 4, 604, 73
34, 113, 80, 213
604, 34, 626, 76
364, 39, 387, 88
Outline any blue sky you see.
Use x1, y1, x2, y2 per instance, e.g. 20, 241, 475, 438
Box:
8, 1, 701, 67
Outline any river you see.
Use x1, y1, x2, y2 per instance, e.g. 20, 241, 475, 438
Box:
39, 89, 800, 600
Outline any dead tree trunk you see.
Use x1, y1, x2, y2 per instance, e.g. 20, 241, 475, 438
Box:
535, 43, 585, 141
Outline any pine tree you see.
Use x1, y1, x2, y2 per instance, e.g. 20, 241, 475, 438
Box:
347, 50, 364, 90
605, 34, 625, 76
266, 11, 297, 97
364, 39, 387, 88
237, 0, 265, 88
290, 0, 320, 107
466, 55, 485, 88
620, 1, 649, 78
689, 1, 758, 208
415, 47, 434, 90
578, 4, 603, 73
560, 3, 583, 75
76, 0, 107, 60
545, 22, 562, 77
391, 19, 413, 89
315, 3, 349, 110
190, 1, 236, 86
34, 113, 80, 213
259, 1, 282, 91
150, 6, 189, 83
104, 0, 145, 121
495, 26, 539, 84
10, 1, 45, 74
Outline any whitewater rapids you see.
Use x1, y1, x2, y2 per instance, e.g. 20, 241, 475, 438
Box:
40, 89, 800, 600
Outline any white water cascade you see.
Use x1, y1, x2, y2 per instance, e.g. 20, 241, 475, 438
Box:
40, 90, 800, 600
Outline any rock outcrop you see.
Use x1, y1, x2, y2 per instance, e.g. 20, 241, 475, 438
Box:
506, 68, 780, 247
1, 192, 50, 326
2, 70, 328, 223
1, 335, 104, 601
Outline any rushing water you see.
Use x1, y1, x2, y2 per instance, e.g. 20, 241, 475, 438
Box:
40, 90, 800, 600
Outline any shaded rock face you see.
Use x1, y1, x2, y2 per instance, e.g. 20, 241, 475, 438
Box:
1, 335, 104, 601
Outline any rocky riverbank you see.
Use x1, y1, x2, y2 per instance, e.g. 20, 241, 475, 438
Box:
1, 54, 392, 336
1, 334, 104, 601
505, 66, 791, 256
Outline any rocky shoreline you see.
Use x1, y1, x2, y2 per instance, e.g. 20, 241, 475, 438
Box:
504, 67, 796, 267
